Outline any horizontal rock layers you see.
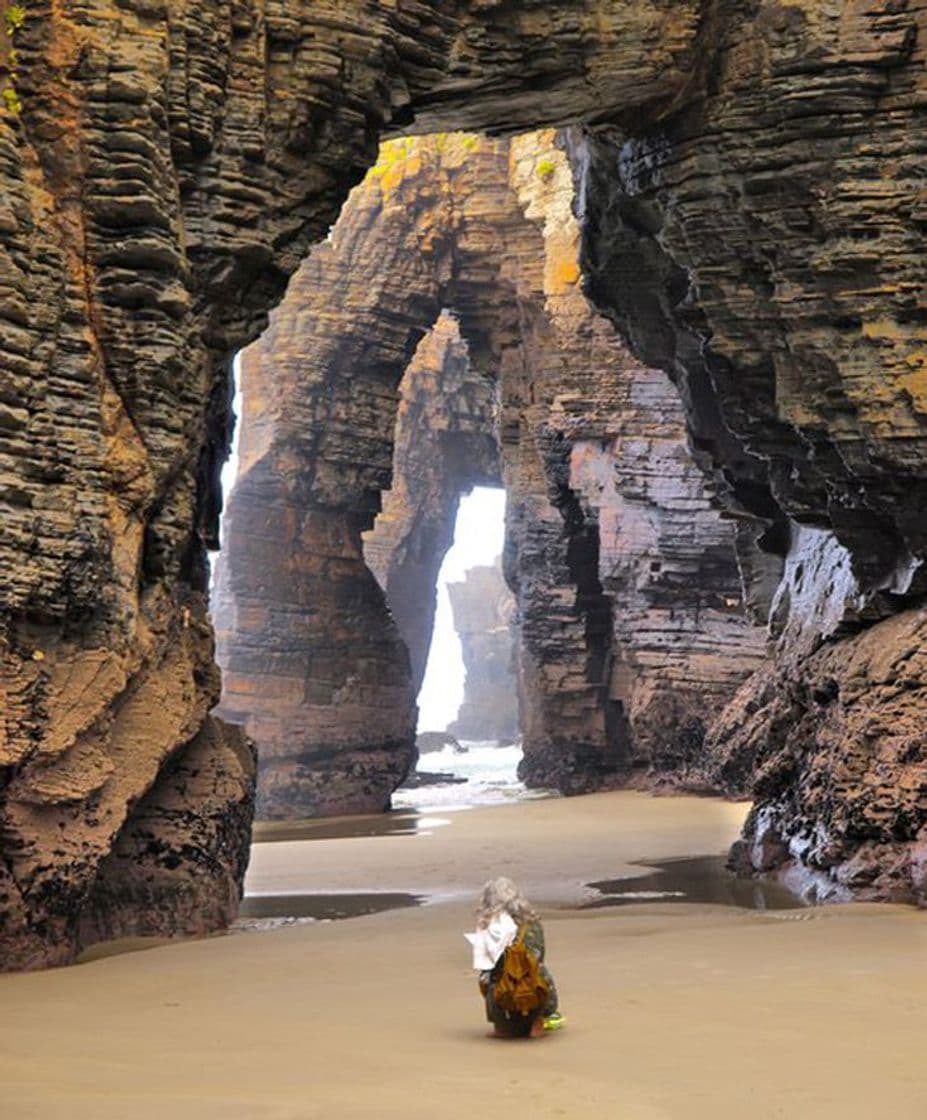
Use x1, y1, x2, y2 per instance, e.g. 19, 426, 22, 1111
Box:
363, 313, 501, 697
216, 130, 765, 808
506, 134, 768, 786
446, 559, 519, 743
3, 0, 926, 966
1, 0, 705, 969
573, 3, 927, 901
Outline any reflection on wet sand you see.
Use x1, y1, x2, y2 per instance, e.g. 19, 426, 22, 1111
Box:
251, 811, 432, 843
586, 854, 806, 911
238, 892, 425, 921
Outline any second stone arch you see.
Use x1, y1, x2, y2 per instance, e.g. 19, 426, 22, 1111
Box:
211, 131, 767, 820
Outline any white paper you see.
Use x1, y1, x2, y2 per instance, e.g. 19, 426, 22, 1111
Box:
464, 910, 518, 970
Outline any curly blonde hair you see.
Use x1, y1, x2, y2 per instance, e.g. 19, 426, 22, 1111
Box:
475, 876, 537, 928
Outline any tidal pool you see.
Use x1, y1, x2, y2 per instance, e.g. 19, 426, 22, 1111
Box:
586, 854, 806, 912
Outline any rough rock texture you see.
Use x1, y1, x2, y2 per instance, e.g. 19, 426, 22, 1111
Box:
712, 608, 927, 905
216, 130, 764, 809
0, 0, 704, 969
363, 313, 500, 694
506, 135, 768, 785
77, 717, 256, 947
446, 559, 518, 743
416, 731, 463, 755
4, 0, 927, 965
571, 3, 927, 901
213, 307, 500, 819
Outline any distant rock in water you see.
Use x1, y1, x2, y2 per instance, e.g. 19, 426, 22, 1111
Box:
416, 731, 465, 754
446, 558, 519, 742
400, 770, 469, 789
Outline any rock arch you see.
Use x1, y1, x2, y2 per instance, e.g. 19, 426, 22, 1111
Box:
362, 313, 502, 702
213, 131, 765, 815
2, 1, 926, 967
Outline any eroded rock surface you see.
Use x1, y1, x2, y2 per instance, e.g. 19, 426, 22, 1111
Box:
216, 130, 764, 808
447, 559, 518, 743
572, 4, 927, 900
712, 609, 927, 905
363, 313, 501, 694
1, 0, 705, 968
506, 135, 768, 785
3, 0, 927, 965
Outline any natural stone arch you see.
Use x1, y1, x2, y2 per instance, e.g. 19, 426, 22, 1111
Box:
362, 312, 502, 698
2, 3, 702, 967
215, 131, 766, 815
4, 1, 927, 968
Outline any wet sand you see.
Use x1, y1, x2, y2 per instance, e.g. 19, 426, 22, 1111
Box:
2, 791, 926, 1120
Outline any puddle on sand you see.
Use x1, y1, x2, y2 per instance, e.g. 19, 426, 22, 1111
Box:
238, 892, 424, 921
586, 855, 806, 912
251, 811, 447, 843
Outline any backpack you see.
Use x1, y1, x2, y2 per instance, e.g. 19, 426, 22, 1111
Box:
492, 924, 550, 1018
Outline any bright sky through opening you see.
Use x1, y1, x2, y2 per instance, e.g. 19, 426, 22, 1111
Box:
213, 362, 507, 734
417, 486, 507, 733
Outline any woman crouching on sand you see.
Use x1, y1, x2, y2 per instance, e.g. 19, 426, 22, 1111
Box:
465, 876, 564, 1038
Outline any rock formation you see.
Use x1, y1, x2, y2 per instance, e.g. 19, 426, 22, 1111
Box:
505, 134, 768, 786
446, 559, 518, 743
215, 130, 764, 807
212, 306, 501, 819
570, 6, 927, 902
2, 0, 927, 967
363, 313, 501, 695
2, 0, 706, 968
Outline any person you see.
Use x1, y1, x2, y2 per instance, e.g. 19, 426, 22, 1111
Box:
465, 876, 564, 1038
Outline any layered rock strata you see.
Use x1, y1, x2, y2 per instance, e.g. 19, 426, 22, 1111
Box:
570, 4, 927, 901
216, 130, 765, 809
3, 0, 927, 966
446, 559, 519, 743
363, 313, 501, 694
213, 309, 501, 819
506, 134, 768, 785
0, 0, 704, 969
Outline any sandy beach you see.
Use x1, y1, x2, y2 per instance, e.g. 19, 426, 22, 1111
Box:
2, 791, 926, 1120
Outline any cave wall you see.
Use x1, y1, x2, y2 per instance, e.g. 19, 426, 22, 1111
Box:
446, 559, 519, 744
0, 0, 703, 969
216, 129, 765, 809
571, 2, 927, 901
3, 0, 926, 965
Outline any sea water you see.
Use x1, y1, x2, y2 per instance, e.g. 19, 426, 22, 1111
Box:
237, 741, 548, 927
392, 740, 549, 812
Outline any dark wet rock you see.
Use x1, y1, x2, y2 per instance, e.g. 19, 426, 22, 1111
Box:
416, 732, 464, 755
400, 770, 468, 789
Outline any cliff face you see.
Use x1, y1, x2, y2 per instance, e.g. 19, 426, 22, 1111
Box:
0, 0, 703, 968
572, 3, 927, 901
216, 130, 764, 809
506, 135, 768, 784
447, 560, 518, 743
3, 0, 927, 966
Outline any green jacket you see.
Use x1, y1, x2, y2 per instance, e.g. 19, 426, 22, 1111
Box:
479, 917, 559, 1029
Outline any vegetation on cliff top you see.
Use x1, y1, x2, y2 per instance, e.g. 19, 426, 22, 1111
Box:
1, 2, 25, 115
